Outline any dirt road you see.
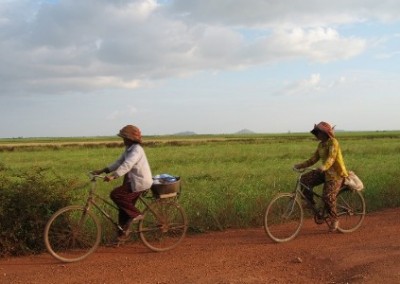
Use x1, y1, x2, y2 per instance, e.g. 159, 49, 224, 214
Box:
1, 208, 399, 284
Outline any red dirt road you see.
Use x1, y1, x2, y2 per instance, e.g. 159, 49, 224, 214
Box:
1, 208, 399, 284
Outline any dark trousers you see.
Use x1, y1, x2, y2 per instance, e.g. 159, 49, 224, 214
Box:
110, 181, 142, 228
300, 170, 344, 221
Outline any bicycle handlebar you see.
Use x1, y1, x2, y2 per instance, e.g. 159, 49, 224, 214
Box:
292, 167, 317, 174
88, 172, 106, 180
292, 167, 305, 173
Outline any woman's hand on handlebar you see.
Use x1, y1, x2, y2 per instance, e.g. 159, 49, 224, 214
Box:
293, 164, 304, 172
91, 169, 104, 175
104, 175, 116, 182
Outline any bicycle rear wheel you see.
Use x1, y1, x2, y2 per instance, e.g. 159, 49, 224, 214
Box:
336, 188, 366, 233
264, 193, 304, 243
139, 199, 187, 252
44, 205, 101, 262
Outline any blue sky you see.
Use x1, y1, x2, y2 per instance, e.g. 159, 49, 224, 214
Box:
0, 0, 399, 138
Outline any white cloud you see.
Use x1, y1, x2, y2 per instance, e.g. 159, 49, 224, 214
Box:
309, 74, 321, 86
106, 105, 138, 120
280, 73, 322, 96
0, 0, 396, 97
257, 27, 366, 63
279, 73, 352, 96
169, 0, 400, 27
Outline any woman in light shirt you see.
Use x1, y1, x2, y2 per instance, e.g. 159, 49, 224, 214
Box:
93, 125, 153, 242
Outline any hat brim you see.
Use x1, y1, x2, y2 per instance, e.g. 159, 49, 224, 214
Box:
310, 125, 334, 138
117, 133, 142, 143
310, 127, 319, 136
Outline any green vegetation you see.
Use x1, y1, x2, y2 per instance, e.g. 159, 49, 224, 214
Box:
0, 166, 83, 257
1, 131, 400, 256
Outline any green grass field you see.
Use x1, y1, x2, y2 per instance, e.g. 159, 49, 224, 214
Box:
1, 131, 400, 232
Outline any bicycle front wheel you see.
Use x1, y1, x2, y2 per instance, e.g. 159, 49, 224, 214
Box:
264, 193, 304, 243
44, 205, 101, 262
139, 199, 187, 252
336, 188, 366, 233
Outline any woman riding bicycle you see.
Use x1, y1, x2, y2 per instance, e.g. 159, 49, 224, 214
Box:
92, 124, 153, 242
294, 121, 348, 232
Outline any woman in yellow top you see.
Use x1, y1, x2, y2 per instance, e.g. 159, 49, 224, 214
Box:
294, 121, 348, 232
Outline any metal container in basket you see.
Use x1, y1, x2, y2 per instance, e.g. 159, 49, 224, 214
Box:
151, 176, 181, 197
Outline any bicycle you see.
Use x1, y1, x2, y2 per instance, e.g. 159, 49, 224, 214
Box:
264, 168, 366, 243
44, 173, 188, 262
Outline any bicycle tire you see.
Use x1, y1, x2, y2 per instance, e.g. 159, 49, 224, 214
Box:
139, 199, 187, 252
336, 188, 366, 233
44, 205, 101, 262
264, 193, 304, 243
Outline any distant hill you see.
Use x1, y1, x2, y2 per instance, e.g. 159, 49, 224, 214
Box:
235, 129, 256, 134
174, 131, 197, 136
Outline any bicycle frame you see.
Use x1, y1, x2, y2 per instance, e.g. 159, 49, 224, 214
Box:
84, 175, 162, 233
294, 169, 358, 223
292, 170, 339, 225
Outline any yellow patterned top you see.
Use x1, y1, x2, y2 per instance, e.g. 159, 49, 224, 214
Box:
298, 138, 348, 181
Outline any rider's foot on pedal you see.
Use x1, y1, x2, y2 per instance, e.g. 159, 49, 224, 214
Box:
132, 214, 144, 222
117, 234, 130, 242
109, 230, 131, 247
116, 218, 135, 243
329, 220, 339, 232
121, 215, 144, 235
117, 215, 144, 240
106, 235, 129, 247
110, 215, 144, 247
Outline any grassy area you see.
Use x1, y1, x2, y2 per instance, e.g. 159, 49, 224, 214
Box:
1, 132, 400, 255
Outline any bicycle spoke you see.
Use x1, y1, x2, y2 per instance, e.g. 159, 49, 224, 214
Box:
336, 189, 366, 233
139, 200, 187, 251
264, 193, 303, 243
44, 206, 101, 262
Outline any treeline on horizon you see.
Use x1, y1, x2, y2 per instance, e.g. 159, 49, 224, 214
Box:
1, 130, 400, 152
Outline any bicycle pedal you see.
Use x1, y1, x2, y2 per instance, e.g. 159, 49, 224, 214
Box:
313, 212, 325, 224
118, 232, 131, 241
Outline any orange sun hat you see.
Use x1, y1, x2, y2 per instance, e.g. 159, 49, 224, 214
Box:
117, 125, 142, 143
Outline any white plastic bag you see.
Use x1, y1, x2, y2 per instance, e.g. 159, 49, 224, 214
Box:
344, 171, 364, 191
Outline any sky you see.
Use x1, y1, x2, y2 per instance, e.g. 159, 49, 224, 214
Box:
0, 0, 399, 138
